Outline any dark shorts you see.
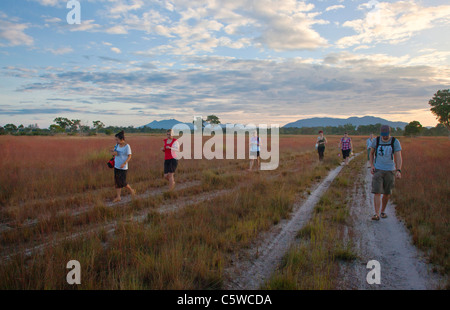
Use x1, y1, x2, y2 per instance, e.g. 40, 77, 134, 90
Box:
250, 151, 260, 159
342, 149, 351, 159
371, 169, 395, 195
114, 168, 128, 189
164, 158, 178, 174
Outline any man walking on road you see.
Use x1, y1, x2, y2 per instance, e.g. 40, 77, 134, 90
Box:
369, 125, 402, 221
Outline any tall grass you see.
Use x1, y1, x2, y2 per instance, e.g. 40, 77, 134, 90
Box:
0, 134, 366, 289
391, 137, 450, 287
262, 152, 363, 290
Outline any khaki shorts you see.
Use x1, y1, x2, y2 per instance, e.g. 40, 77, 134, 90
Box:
371, 169, 395, 195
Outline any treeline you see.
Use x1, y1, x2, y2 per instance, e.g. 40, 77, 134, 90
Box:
280, 123, 448, 136
0, 120, 448, 137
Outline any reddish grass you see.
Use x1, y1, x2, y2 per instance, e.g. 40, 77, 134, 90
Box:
391, 136, 450, 285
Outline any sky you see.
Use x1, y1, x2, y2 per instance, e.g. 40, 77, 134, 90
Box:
0, 0, 449, 128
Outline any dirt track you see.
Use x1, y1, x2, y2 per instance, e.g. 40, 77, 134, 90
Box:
225, 153, 443, 289
224, 154, 361, 289
339, 164, 443, 289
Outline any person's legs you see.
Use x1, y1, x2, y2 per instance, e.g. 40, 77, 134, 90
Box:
371, 169, 384, 219
113, 188, 122, 202
125, 184, 135, 195
381, 194, 390, 214
168, 173, 175, 190
248, 159, 254, 171
318, 147, 324, 161
373, 193, 382, 217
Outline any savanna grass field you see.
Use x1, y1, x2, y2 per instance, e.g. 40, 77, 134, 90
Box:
0, 134, 448, 289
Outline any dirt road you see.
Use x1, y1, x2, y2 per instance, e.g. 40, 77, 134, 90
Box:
340, 164, 443, 289
225, 154, 361, 289
225, 154, 442, 289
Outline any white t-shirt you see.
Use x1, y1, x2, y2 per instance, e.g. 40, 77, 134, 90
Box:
114, 144, 132, 170
250, 136, 260, 152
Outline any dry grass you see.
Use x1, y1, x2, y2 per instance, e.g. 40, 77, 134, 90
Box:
0, 134, 367, 289
391, 136, 450, 287
262, 153, 363, 290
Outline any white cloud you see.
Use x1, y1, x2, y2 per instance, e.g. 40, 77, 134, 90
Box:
105, 0, 329, 53
325, 5, 345, 12
337, 1, 450, 48
47, 47, 73, 55
111, 47, 122, 54
0, 19, 34, 47
32, 0, 62, 6
105, 25, 128, 34
69, 19, 101, 32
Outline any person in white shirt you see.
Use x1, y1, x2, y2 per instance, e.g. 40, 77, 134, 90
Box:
248, 131, 261, 171
366, 133, 375, 167
111, 131, 135, 202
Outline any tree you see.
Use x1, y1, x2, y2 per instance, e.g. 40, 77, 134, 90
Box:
70, 119, 81, 134
53, 117, 73, 131
4, 123, 17, 133
428, 89, 450, 132
92, 120, 105, 133
404, 121, 423, 137
206, 115, 221, 125
49, 124, 64, 133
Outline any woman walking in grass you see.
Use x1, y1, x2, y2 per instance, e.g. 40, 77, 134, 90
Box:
339, 132, 353, 166
248, 130, 261, 171
111, 131, 135, 202
161, 129, 179, 191
316, 130, 327, 162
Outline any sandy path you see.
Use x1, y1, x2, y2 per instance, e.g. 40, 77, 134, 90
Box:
340, 163, 442, 289
224, 154, 361, 289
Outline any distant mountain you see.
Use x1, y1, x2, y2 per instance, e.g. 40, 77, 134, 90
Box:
140, 119, 194, 129
283, 116, 408, 129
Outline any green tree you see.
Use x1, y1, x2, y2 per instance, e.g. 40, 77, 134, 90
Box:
53, 117, 73, 131
404, 120, 423, 137
4, 123, 17, 133
206, 115, 221, 124
92, 120, 105, 133
428, 89, 450, 132
49, 124, 64, 133
70, 119, 81, 134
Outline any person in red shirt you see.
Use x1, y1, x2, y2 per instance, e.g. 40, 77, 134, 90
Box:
161, 129, 180, 191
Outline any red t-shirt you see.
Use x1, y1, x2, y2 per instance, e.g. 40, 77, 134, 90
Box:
164, 138, 178, 160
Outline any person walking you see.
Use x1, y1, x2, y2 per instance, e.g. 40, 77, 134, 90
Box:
248, 131, 261, 171
366, 133, 375, 167
111, 131, 135, 202
316, 130, 327, 162
339, 132, 353, 165
161, 129, 179, 191
369, 125, 402, 221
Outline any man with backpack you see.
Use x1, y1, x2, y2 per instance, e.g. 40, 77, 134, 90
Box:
369, 125, 403, 221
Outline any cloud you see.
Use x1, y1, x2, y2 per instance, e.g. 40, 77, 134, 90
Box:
0, 18, 34, 47
325, 5, 345, 12
47, 47, 73, 55
31, 0, 61, 6
337, 1, 450, 48
111, 47, 122, 54
108, 0, 329, 54
69, 20, 101, 32
12, 55, 446, 125
105, 25, 128, 34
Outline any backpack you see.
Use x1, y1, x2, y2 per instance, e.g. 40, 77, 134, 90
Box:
375, 136, 396, 161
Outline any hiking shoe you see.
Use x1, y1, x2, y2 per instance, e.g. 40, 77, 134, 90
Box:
380, 213, 387, 219
371, 214, 380, 221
